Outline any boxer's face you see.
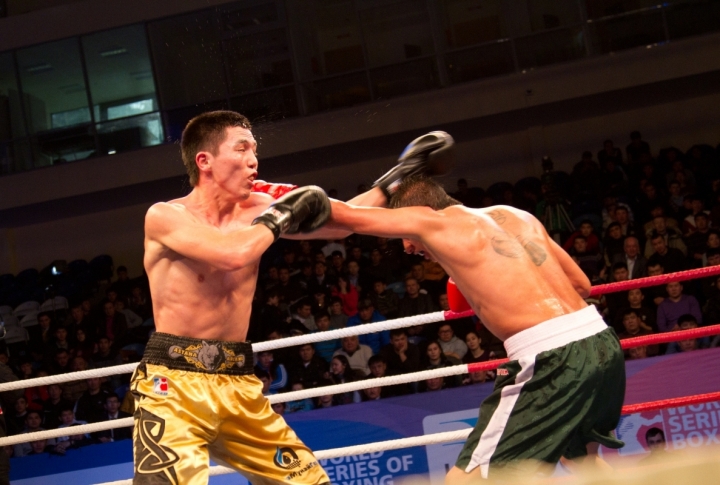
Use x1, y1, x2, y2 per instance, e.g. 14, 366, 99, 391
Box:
202, 126, 258, 199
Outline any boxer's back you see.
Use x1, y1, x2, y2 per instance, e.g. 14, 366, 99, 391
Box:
424, 205, 589, 341
144, 193, 268, 342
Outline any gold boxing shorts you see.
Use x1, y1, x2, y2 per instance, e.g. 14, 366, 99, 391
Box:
131, 332, 329, 485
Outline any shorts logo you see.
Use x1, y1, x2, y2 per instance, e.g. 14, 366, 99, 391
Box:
153, 377, 169, 396
135, 408, 180, 484
273, 446, 301, 470
167, 340, 246, 372
497, 368, 509, 376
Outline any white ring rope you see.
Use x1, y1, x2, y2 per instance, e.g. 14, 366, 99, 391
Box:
97, 429, 474, 485
0, 364, 473, 447
0, 311, 449, 393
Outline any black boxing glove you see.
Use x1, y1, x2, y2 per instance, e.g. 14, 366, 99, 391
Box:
373, 131, 455, 199
252, 186, 331, 241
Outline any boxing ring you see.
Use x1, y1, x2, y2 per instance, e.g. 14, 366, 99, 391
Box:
2, 266, 720, 484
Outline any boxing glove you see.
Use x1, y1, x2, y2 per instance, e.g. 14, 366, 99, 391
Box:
447, 277, 471, 313
373, 131, 455, 199
252, 186, 331, 240
252, 180, 298, 199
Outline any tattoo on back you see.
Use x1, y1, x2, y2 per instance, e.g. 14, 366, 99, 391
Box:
488, 210, 548, 266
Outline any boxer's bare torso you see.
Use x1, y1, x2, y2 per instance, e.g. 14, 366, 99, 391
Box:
331, 204, 590, 341
144, 192, 272, 342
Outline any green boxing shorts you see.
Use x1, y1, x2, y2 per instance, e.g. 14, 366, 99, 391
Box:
456, 304, 625, 478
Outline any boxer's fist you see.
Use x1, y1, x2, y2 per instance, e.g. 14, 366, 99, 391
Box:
252, 186, 331, 240
252, 180, 297, 199
373, 131, 455, 199
447, 277, 471, 313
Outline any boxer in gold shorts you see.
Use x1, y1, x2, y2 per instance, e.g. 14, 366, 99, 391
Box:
138, 110, 450, 484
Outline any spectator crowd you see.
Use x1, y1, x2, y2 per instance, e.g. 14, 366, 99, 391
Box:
0, 130, 719, 457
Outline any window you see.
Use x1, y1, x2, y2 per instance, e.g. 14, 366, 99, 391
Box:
436, 0, 506, 48
0, 52, 25, 141
16, 38, 94, 166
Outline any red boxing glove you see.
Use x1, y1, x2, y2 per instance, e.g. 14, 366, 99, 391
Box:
252, 180, 298, 199
447, 277, 471, 313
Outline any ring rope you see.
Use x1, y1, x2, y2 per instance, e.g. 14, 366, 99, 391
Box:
589, 265, 720, 296
96, 390, 720, 485
5, 324, 719, 448
4, 266, 714, 394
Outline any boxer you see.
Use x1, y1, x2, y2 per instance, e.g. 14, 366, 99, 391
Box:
329, 175, 625, 481
134, 110, 453, 484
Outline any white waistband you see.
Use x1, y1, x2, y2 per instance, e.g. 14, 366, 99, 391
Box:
503, 305, 607, 360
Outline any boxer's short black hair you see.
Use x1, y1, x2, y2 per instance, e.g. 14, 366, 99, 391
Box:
389, 175, 461, 211
181, 110, 252, 186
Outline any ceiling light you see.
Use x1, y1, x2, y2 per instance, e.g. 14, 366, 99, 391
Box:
25, 63, 53, 73
100, 47, 128, 57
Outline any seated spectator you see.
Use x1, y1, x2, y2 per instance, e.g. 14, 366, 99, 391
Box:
462, 330, 493, 364
327, 355, 361, 405
61, 357, 89, 403
13, 411, 55, 457
398, 277, 437, 318
72, 328, 96, 360
421, 376, 445, 393
626, 130, 650, 163
452, 178, 484, 208
345, 260, 370, 296
437, 324, 468, 360
562, 220, 601, 255
41, 384, 72, 430
438, 293, 474, 339
613, 288, 657, 332
52, 424, 94, 455
322, 239, 346, 259
681, 196, 708, 235
312, 313, 340, 363
94, 393, 133, 443
74, 377, 110, 423
369, 278, 399, 319
346, 246, 370, 269
327, 297, 348, 330
685, 213, 712, 266
114, 299, 143, 330
627, 346, 648, 360
616, 309, 658, 357
8, 396, 29, 435
327, 250, 345, 280
49, 349, 72, 375
380, 329, 422, 380
424, 340, 461, 388
254, 351, 288, 394
368, 354, 407, 397
657, 282, 702, 333
289, 344, 328, 389
276, 266, 305, 306
410, 263, 443, 302
50, 326, 71, 352
604, 263, 630, 328
333, 336, 373, 376
603, 223, 625, 267
346, 299, 389, 355
702, 231, 720, 267
311, 290, 329, 316
362, 385, 383, 402
610, 237, 647, 280
56, 406, 88, 439
308, 260, 336, 297
129, 285, 152, 320
271, 402, 286, 415
97, 299, 128, 346
256, 370, 271, 395
90, 337, 123, 389
665, 314, 710, 354
570, 236, 604, 282
26, 439, 53, 456
28, 312, 54, 360
290, 299, 316, 333
365, 249, 395, 285
644, 217, 687, 258
331, 276, 359, 316
465, 370, 489, 385
314, 381, 335, 409
614, 206, 641, 242
647, 233, 687, 274
702, 275, 720, 324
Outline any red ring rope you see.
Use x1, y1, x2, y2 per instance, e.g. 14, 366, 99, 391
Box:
589, 265, 720, 296
621, 391, 720, 415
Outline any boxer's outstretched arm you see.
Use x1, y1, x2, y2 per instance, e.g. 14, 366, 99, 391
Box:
283, 187, 387, 240
328, 200, 441, 240
145, 202, 274, 271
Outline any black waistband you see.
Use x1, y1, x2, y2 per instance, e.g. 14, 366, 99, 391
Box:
142, 332, 254, 375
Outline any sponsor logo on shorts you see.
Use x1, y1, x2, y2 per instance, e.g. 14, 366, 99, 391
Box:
286, 460, 319, 480
496, 368, 509, 376
153, 377, 169, 396
273, 446, 301, 470
167, 340, 246, 372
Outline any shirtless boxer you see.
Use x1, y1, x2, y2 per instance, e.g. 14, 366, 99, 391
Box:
134, 110, 453, 484
329, 176, 625, 480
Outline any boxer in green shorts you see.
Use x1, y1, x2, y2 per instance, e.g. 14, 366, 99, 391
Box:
330, 176, 626, 481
